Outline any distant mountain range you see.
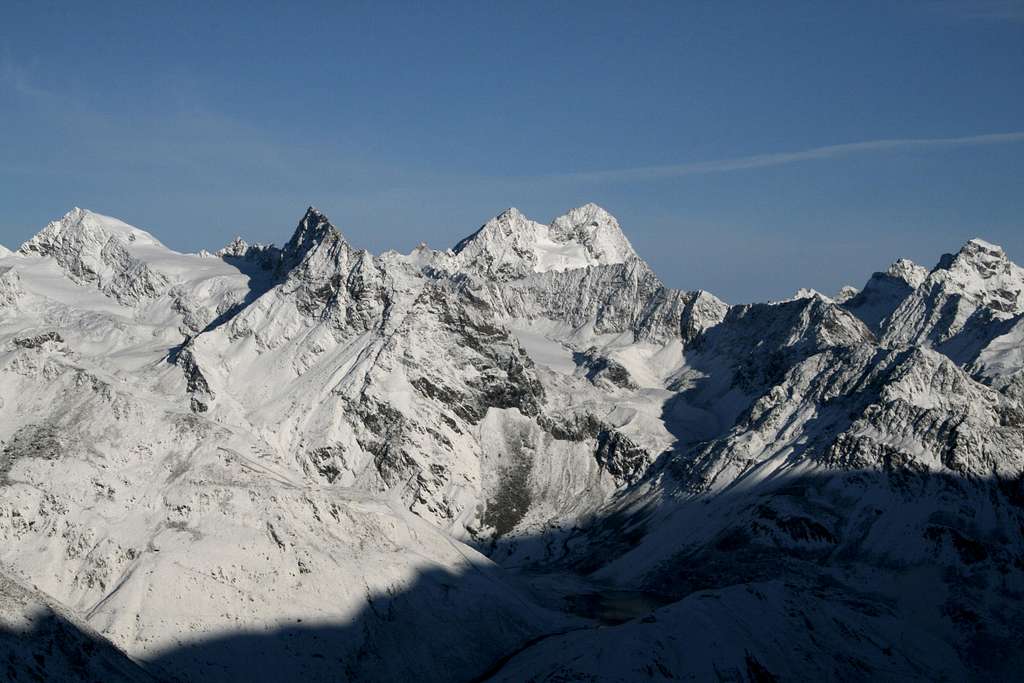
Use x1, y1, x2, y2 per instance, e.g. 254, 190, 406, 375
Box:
2, 205, 1023, 681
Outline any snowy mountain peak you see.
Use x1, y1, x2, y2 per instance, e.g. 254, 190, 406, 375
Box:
926, 237, 1024, 312
19, 207, 165, 257
785, 287, 832, 303
884, 258, 928, 288
875, 237, 1024, 350
451, 204, 639, 279
964, 236, 1004, 252
548, 203, 637, 265
0, 244, 10, 258
450, 208, 546, 278
834, 285, 859, 303
216, 235, 251, 258
281, 206, 350, 268
455, 207, 535, 243
936, 237, 1011, 276
495, 206, 529, 223
289, 206, 341, 244
14, 208, 171, 304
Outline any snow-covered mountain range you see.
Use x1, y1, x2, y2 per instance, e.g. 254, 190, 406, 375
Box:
2, 205, 1023, 681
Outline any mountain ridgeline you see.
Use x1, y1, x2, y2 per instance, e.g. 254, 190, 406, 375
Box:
1, 205, 1024, 681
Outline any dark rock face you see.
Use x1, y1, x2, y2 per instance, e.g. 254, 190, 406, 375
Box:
1, 424, 64, 484
170, 340, 214, 413
178, 349, 211, 396
843, 271, 918, 334
576, 347, 637, 390
481, 437, 533, 537
535, 413, 606, 442
298, 445, 348, 484
688, 296, 874, 394
12, 332, 63, 349
407, 284, 546, 423
280, 207, 346, 274
536, 412, 651, 484
594, 430, 649, 484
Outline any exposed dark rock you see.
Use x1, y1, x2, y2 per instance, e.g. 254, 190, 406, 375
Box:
12, 332, 63, 349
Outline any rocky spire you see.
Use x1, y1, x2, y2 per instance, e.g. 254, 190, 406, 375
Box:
280, 207, 350, 271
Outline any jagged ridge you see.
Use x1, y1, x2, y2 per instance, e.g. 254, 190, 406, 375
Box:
1, 204, 1023, 681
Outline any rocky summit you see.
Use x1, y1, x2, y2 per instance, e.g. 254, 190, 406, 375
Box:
1, 205, 1024, 681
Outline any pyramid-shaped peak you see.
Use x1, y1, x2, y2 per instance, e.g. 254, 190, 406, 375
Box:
551, 202, 617, 227
291, 206, 341, 240
52, 207, 94, 227
452, 208, 543, 255
19, 208, 165, 256
58, 207, 137, 233
301, 206, 331, 224
282, 206, 348, 264
495, 207, 528, 222
489, 207, 538, 232
476, 207, 544, 239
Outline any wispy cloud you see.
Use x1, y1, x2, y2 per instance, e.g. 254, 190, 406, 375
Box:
552, 132, 1024, 183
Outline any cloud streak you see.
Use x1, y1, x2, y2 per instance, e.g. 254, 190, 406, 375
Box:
554, 131, 1024, 183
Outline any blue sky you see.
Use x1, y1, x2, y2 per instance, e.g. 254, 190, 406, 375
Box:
1, 0, 1022, 302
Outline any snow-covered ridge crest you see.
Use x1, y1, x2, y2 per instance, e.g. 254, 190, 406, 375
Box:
841, 257, 928, 334
451, 203, 638, 279
779, 287, 833, 303
14, 204, 641, 295
3, 202, 1024, 680
885, 258, 928, 288
928, 237, 1024, 312
880, 237, 1024, 345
